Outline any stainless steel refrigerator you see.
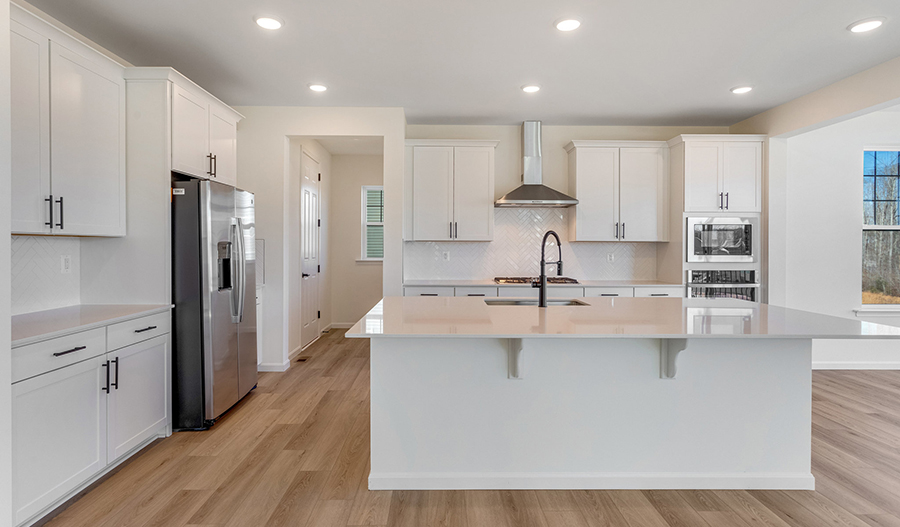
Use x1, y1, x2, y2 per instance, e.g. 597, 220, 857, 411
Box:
172, 178, 257, 430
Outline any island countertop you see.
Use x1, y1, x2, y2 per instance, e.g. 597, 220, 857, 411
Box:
346, 297, 900, 340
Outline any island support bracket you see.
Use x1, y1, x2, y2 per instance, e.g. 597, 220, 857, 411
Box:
508, 338, 525, 379
659, 339, 688, 379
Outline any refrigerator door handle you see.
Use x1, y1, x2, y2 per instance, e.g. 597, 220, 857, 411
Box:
230, 221, 241, 322
236, 218, 247, 323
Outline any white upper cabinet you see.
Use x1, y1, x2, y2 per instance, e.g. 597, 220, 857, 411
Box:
566, 141, 668, 242
10, 8, 126, 237
676, 136, 763, 213
10, 21, 50, 235
409, 140, 497, 241
172, 83, 241, 185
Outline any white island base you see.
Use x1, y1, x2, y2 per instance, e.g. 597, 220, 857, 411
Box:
369, 336, 813, 490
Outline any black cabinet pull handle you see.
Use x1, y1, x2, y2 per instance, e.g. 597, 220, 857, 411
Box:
719, 192, 724, 209
725, 192, 729, 210
302, 273, 310, 278
450, 222, 453, 239
467, 294, 485, 297
45, 195, 53, 227
111, 358, 119, 389
600, 294, 618, 297
622, 222, 625, 240
55, 196, 64, 229
650, 293, 669, 297
420, 293, 438, 296
454, 222, 458, 239
102, 361, 110, 393
207, 153, 213, 176
134, 325, 157, 333
615, 222, 619, 239
53, 345, 86, 357
213, 154, 217, 176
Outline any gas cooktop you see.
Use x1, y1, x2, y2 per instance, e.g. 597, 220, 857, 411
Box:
494, 277, 580, 285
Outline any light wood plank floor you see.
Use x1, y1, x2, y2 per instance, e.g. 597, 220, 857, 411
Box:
44, 329, 900, 527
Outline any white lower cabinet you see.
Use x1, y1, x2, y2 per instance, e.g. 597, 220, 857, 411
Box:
404, 286, 454, 297
13, 356, 108, 525
634, 286, 685, 298
107, 336, 169, 462
584, 287, 635, 298
454, 287, 498, 297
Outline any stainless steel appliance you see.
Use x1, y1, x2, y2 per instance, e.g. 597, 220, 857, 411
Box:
687, 270, 759, 302
172, 178, 257, 430
687, 216, 758, 263
494, 121, 578, 208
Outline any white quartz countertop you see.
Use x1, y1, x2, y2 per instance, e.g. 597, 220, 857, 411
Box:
12, 304, 172, 348
403, 280, 683, 288
346, 297, 900, 339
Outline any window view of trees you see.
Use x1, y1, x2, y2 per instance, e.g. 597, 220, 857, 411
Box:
863, 151, 900, 304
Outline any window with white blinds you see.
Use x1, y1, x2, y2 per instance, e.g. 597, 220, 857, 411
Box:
361, 186, 384, 260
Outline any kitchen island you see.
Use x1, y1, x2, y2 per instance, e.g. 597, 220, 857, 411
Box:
346, 296, 900, 491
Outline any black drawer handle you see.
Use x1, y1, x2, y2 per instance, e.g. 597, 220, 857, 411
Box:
134, 326, 158, 333
419, 293, 438, 296
467, 294, 486, 297
53, 346, 86, 357
600, 294, 618, 297
650, 294, 669, 297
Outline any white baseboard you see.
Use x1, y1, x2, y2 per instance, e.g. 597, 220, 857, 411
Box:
368, 472, 816, 491
330, 323, 355, 329
813, 361, 900, 370
258, 360, 290, 372
288, 344, 305, 361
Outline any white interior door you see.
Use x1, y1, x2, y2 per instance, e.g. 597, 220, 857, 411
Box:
300, 152, 320, 349
619, 147, 665, 241
10, 21, 51, 234
49, 42, 126, 236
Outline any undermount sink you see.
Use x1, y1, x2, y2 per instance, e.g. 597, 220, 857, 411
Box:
484, 299, 589, 307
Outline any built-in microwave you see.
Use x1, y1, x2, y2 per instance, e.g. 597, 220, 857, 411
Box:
686, 217, 758, 263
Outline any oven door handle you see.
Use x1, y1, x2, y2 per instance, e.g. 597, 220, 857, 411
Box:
687, 283, 760, 288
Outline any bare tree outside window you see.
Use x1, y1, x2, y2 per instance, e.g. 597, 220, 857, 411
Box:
863, 150, 900, 304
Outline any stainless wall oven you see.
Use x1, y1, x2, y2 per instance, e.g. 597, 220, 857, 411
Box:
687, 270, 759, 302
687, 217, 758, 263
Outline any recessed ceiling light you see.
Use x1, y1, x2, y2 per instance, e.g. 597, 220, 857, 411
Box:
731, 86, 753, 94
309, 84, 327, 92
555, 17, 582, 32
848, 17, 885, 33
255, 16, 284, 30
522, 85, 541, 93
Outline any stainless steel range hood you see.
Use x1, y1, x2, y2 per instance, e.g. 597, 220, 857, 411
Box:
495, 121, 578, 208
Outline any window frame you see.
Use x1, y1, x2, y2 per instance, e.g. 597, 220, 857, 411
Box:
862, 147, 900, 307
360, 185, 385, 262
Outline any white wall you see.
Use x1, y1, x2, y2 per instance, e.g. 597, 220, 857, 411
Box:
234, 107, 406, 371
1, 1, 14, 524
287, 138, 332, 354
330, 154, 384, 326
785, 108, 900, 368
11, 236, 80, 314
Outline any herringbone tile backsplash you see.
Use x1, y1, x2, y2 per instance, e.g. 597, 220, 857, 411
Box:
404, 209, 658, 280
11, 236, 81, 315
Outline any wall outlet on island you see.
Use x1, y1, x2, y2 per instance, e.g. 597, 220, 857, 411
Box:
61, 255, 72, 274
607, 253, 615, 263
442, 251, 451, 262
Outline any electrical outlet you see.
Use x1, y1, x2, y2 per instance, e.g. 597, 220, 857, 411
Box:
442, 251, 451, 262
61, 255, 72, 274
607, 253, 615, 263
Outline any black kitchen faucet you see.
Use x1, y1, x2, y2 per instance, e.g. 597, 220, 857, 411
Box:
534, 230, 563, 307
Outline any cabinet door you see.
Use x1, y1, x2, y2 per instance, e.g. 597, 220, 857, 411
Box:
10, 21, 51, 235
209, 104, 238, 186
172, 84, 210, 178
49, 42, 126, 236
107, 336, 168, 462
570, 148, 619, 241
412, 146, 454, 241
453, 147, 494, 241
13, 357, 108, 525
684, 142, 724, 212
619, 147, 666, 241
723, 141, 762, 212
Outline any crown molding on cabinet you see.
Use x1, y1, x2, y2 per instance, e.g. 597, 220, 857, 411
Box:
666, 134, 768, 147
124, 67, 244, 121
405, 139, 500, 148
564, 140, 669, 152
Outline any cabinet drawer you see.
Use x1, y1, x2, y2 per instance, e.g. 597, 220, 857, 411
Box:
498, 286, 539, 299
584, 287, 635, 298
107, 312, 170, 351
404, 287, 454, 297
455, 287, 498, 297
13, 328, 107, 384
635, 286, 685, 298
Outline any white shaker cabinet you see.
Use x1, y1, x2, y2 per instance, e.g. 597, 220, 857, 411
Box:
172, 83, 241, 185
675, 136, 763, 213
565, 141, 668, 242
13, 356, 108, 525
106, 336, 169, 462
10, 7, 127, 237
409, 140, 498, 241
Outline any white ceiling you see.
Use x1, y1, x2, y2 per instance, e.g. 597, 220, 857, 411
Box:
27, 0, 900, 126
312, 136, 384, 156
